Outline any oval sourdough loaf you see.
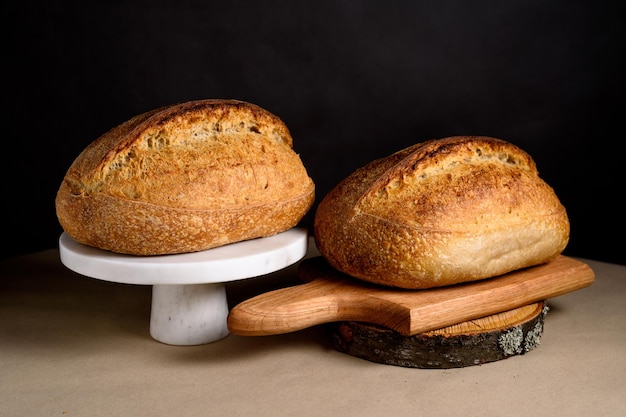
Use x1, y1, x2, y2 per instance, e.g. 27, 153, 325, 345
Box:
56, 99, 315, 255
313, 136, 569, 289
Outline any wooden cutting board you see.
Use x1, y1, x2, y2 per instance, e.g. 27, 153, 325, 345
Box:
227, 256, 595, 337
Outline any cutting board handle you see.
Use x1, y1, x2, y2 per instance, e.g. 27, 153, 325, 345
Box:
227, 256, 595, 336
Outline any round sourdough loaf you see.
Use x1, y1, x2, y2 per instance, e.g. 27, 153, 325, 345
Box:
56, 99, 315, 255
313, 136, 569, 289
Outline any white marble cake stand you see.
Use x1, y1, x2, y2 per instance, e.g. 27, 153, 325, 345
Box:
58, 228, 308, 346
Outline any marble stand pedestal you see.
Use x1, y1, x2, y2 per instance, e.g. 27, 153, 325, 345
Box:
58, 228, 308, 345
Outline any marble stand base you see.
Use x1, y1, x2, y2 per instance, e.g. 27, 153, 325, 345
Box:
58, 228, 308, 345
150, 283, 229, 345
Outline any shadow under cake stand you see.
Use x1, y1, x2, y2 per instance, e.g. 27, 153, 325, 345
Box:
58, 228, 308, 346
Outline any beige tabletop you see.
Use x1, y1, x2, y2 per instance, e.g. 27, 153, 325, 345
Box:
1, 239, 625, 417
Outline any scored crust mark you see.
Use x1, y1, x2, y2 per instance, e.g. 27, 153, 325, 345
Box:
66, 99, 309, 207
96, 100, 292, 185
364, 136, 536, 206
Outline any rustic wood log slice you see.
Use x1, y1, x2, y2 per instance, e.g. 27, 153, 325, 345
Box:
328, 301, 548, 369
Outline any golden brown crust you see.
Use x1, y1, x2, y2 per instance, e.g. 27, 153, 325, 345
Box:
313, 136, 569, 289
56, 99, 315, 255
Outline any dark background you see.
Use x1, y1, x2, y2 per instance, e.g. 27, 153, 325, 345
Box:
8, 1, 624, 264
